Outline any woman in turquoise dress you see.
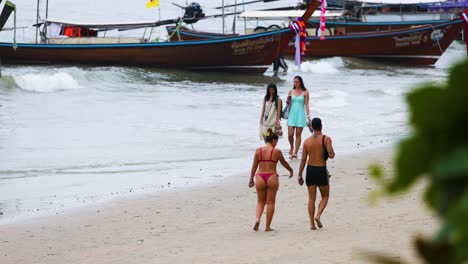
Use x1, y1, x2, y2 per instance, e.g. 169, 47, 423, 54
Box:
286, 76, 310, 158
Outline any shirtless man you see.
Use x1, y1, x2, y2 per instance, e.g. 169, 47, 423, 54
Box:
298, 118, 335, 230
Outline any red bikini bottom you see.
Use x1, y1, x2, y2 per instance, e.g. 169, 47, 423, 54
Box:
257, 172, 277, 183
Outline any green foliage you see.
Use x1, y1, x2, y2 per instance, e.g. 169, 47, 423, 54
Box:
369, 164, 384, 183
364, 253, 404, 264
369, 59, 468, 264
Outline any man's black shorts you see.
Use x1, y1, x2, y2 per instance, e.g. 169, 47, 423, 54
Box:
306, 165, 329, 186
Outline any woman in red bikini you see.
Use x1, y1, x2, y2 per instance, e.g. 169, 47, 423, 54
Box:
249, 128, 293, 231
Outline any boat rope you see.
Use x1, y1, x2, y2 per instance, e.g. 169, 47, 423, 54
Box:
167, 20, 185, 42
431, 25, 443, 55
149, 26, 154, 41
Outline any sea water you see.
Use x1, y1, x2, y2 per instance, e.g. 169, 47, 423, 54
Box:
0, 0, 466, 223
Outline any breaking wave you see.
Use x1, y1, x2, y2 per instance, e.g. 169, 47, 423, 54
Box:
293, 57, 344, 74
13, 72, 81, 93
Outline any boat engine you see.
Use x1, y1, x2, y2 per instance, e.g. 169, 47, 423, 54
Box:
183, 3, 205, 24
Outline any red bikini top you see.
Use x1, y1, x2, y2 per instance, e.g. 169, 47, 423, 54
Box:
258, 147, 278, 164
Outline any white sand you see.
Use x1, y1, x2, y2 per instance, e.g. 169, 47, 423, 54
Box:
0, 147, 436, 264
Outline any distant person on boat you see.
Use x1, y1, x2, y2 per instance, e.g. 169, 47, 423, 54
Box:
298, 118, 335, 230
249, 128, 293, 231
259, 83, 283, 140
286, 76, 310, 159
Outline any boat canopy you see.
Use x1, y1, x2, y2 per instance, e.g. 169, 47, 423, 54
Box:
239, 10, 343, 19
420, 0, 468, 9
356, 0, 440, 4
42, 19, 165, 31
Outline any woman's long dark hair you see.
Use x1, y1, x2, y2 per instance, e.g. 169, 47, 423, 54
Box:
293, 76, 307, 91
264, 83, 279, 108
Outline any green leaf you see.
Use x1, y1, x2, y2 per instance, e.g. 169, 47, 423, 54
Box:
445, 191, 468, 262
424, 182, 440, 213
369, 163, 384, 182
446, 60, 468, 95
414, 237, 454, 264
449, 196, 468, 239
432, 146, 468, 182
362, 252, 405, 264
369, 59, 468, 264
406, 86, 449, 133
387, 137, 432, 193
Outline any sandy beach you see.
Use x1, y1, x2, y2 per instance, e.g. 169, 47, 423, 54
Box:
0, 146, 436, 264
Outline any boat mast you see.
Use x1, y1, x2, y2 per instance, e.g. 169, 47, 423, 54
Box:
35, 0, 40, 44
13, 3, 16, 50
44, 0, 49, 43
232, 0, 237, 34
222, 0, 225, 34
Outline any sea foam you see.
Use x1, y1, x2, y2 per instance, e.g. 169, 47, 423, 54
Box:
14, 72, 81, 93
435, 41, 466, 69
293, 57, 344, 74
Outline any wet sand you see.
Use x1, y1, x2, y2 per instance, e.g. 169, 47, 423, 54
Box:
0, 147, 436, 264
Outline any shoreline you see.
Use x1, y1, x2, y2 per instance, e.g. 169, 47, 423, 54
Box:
0, 142, 393, 226
0, 145, 437, 264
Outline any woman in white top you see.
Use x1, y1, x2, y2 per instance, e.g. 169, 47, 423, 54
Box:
259, 83, 282, 140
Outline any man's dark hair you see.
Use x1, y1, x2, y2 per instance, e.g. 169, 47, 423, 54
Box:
311, 117, 322, 130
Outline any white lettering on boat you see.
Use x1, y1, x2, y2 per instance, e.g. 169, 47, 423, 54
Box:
393, 34, 423, 48
231, 36, 276, 56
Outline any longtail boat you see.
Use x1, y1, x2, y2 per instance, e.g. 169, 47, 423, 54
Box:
0, 1, 320, 73
167, 19, 455, 40
167, 19, 464, 65
290, 19, 464, 65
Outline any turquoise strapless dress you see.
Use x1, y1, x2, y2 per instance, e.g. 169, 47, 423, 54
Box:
287, 95, 306, 127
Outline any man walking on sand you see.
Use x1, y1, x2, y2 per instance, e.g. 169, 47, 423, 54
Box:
298, 118, 335, 230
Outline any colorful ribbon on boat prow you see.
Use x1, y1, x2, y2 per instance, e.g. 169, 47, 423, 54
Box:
462, 9, 468, 56
318, 0, 328, 41
290, 0, 328, 66
290, 17, 307, 66
462, 9, 468, 23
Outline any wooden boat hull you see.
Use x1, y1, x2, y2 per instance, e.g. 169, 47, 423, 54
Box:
287, 20, 464, 65
167, 19, 453, 39
167, 20, 464, 65
0, 28, 294, 73
305, 19, 452, 34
